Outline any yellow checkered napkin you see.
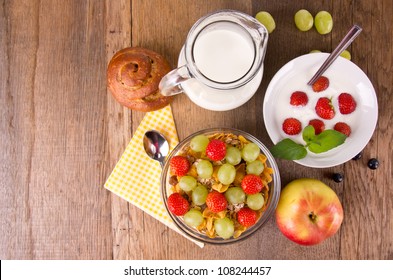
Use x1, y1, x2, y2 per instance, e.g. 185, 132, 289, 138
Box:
104, 105, 204, 248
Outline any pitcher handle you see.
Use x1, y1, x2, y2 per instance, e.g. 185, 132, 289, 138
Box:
159, 65, 192, 96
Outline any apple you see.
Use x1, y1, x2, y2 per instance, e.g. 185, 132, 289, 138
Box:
275, 178, 343, 246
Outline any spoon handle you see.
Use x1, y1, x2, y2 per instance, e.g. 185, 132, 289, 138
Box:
307, 25, 362, 86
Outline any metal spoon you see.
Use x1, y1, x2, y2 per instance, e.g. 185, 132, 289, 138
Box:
307, 25, 362, 86
143, 130, 170, 168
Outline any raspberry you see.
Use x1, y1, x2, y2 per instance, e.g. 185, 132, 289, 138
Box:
290, 91, 308, 106
338, 92, 357, 114
205, 191, 227, 213
334, 122, 351, 137
167, 193, 189, 216
205, 139, 226, 161
282, 118, 302, 135
315, 97, 335, 120
241, 174, 263, 194
169, 156, 190, 177
237, 207, 257, 227
308, 119, 325, 135
312, 76, 329, 92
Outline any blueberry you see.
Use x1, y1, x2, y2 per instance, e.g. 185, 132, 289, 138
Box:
352, 152, 363, 160
367, 158, 379, 170
332, 173, 344, 183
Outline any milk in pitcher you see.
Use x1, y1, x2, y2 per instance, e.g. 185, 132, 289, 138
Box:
192, 22, 255, 83
160, 10, 268, 111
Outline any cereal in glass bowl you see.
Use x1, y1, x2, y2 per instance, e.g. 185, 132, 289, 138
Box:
160, 128, 281, 244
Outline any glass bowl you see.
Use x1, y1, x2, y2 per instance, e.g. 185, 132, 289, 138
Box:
160, 128, 281, 245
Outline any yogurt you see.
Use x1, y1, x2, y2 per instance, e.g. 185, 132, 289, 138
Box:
275, 72, 360, 145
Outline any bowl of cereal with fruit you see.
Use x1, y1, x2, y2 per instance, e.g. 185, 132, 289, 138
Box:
160, 128, 281, 244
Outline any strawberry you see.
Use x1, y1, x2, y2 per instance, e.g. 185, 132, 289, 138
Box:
334, 122, 351, 137
312, 76, 329, 92
205, 191, 227, 213
290, 91, 308, 106
308, 119, 325, 135
205, 139, 226, 161
315, 97, 335, 120
169, 155, 190, 176
241, 174, 263, 194
282, 118, 302, 135
237, 207, 257, 227
167, 193, 189, 216
338, 92, 357, 114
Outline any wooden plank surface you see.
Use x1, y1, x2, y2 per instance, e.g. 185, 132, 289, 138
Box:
0, 0, 392, 260
0, 0, 113, 259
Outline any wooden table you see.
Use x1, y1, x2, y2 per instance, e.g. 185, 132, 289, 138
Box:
1, 0, 392, 260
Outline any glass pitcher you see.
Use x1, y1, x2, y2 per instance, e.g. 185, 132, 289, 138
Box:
159, 10, 268, 111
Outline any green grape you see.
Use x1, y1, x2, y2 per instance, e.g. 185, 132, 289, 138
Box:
192, 184, 208, 205
241, 143, 260, 162
184, 209, 204, 227
340, 50, 351, 60
247, 193, 265, 210
224, 187, 246, 204
217, 163, 236, 185
225, 146, 242, 165
255, 11, 276, 34
294, 9, 313, 31
314, 11, 333, 35
196, 160, 213, 179
179, 175, 197, 192
214, 217, 234, 239
246, 160, 264, 175
310, 49, 321, 53
190, 135, 209, 152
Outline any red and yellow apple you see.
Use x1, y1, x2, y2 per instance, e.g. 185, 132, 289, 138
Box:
275, 178, 343, 246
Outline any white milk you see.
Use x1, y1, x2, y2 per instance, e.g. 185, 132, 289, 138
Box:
193, 22, 255, 83
178, 47, 264, 111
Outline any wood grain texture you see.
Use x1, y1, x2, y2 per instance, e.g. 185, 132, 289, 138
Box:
1, 0, 113, 259
104, 0, 136, 260
0, 0, 392, 260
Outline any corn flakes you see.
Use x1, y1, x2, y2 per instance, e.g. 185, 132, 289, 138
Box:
167, 132, 274, 240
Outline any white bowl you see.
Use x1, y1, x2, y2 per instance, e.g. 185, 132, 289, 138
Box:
263, 53, 378, 168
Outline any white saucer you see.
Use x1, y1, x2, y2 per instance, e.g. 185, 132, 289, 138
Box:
178, 47, 264, 111
263, 53, 378, 168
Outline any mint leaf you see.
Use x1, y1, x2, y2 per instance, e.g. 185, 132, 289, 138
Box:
270, 138, 307, 160
271, 128, 347, 161
303, 125, 316, 143
307, 129, 347, 154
